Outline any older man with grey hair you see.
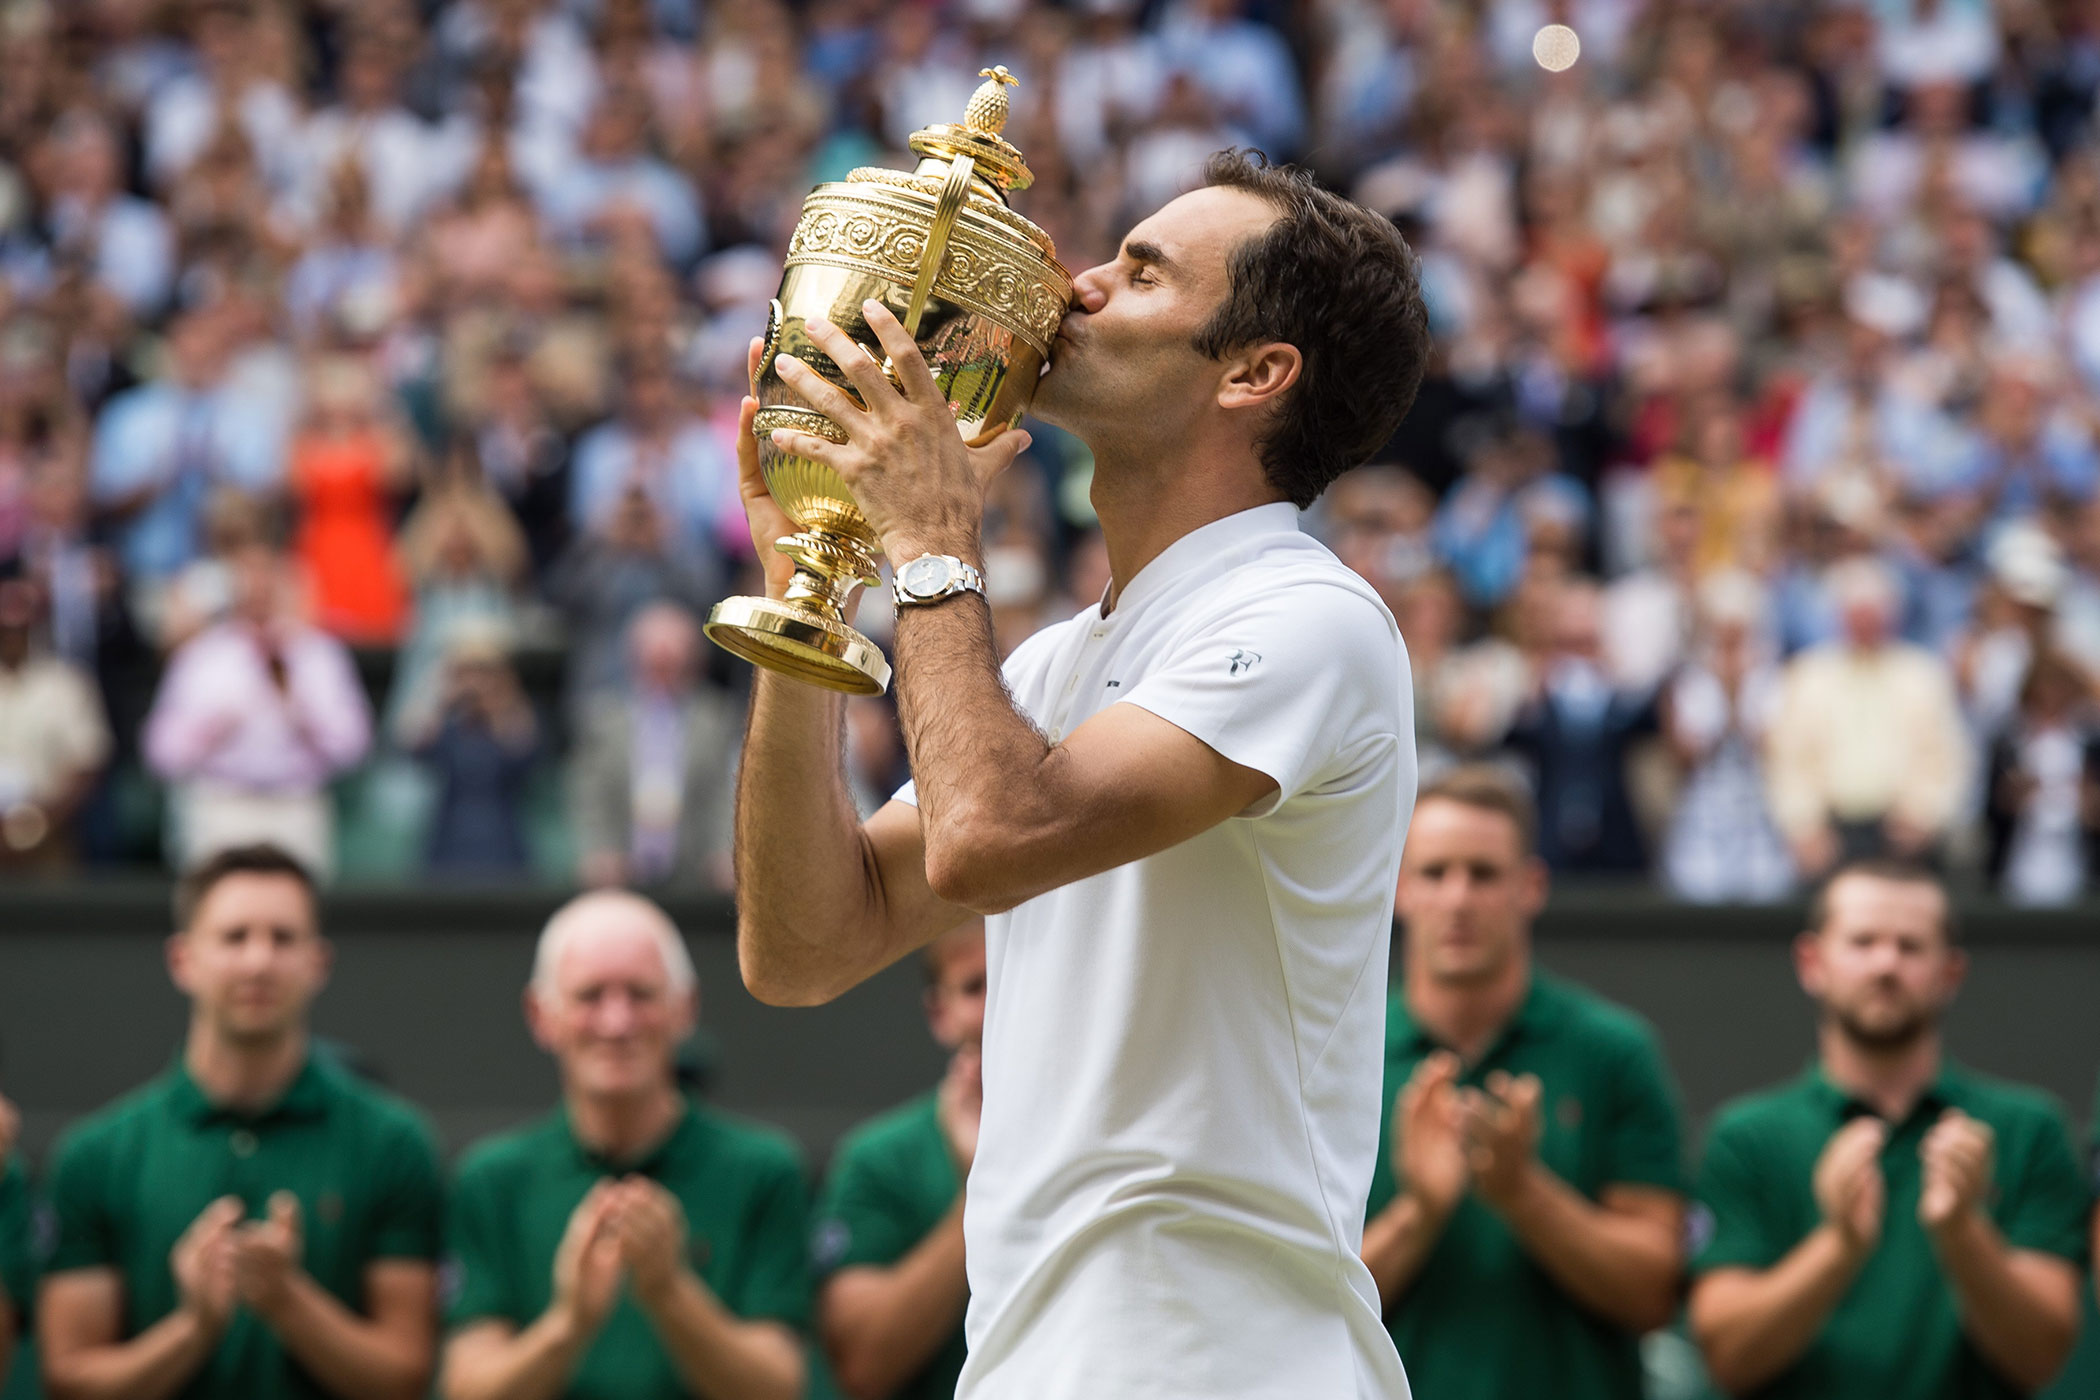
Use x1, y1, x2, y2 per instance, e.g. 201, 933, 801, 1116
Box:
439, 890, 812, 1400
1766, 557, 1970, 877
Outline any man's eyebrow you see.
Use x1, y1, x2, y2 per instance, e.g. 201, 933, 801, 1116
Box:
1122, 239, 1178, 273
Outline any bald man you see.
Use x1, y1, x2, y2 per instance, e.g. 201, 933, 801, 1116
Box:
439, 892, 814, 1400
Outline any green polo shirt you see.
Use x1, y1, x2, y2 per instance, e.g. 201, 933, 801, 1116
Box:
1365, 973, 1686, 1400
447, 1098, 812, 1400
0, 1157, 29, 1327
42, 1053, 443, 1400
810, 1090, 966, 1400
1691, 1061, 2091, 1400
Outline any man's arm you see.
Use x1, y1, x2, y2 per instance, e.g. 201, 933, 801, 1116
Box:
820, 1200, 969, 1400
1689, 1117, 1887, 1396
633, 1269, 806, 1400
440, 1317, 597, 1400
247, 1258, 437, 1400
1362, 1054, 1469, 1310
38, 1269, 220, 1400
1929, 1211, 2081, 1392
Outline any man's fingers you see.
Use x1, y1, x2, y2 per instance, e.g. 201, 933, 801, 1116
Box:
804, 317, 902, 411
769, 427, 855, 481
862, 300, 942, 400
747, 335, 765, 390
970, 427, 1032, 484
775, 351, 866, 427
736, 396, 764, 487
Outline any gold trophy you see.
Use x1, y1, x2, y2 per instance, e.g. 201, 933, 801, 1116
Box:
704, 67, 1072, 695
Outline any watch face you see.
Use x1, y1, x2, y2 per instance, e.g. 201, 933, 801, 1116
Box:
902, 556, 950, 598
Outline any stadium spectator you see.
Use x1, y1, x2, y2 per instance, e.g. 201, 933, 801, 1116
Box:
568, 355, 737, 564
812, 921, 984, 1400
439, 890, 810, 1400
568, 602, 736, 891
0, 574, 111, 869
1687, 860, 2089, 1398
1766, 557, 1969, 878
547, 488, 721, 715
87, 306, 286, 627
0, 1090, 22, 1383
1660, 572, 1795, 904
1361, 765, 1686, 1400
287, 355, 417, 646
388, 473, 529, 745
37, 843, 445, 1400
1507, 579, 1660, 875
142, 543, 373, 876
404, 626, 541, 878
1982, 649, 2100, 905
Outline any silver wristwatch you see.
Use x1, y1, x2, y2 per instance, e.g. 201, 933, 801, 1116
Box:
892, 553, 986, 607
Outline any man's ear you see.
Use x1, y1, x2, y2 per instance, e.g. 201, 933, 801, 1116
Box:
1216, 341, 1301, 412
167, 931, 192, 996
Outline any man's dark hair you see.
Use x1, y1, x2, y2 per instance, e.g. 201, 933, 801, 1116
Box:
1194, 149, 1432, 509
1415, 764, 1538, 858
173, 844, 319, 932
1806, 858, 1957, 944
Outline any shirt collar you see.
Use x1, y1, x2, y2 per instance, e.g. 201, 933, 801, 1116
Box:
166, 1052, 333, 1128
1803, 1059, 1965, 1127
561, 1096, 700, 1176
1105, 502, 1301, 618
1393, 973, 1565, 1060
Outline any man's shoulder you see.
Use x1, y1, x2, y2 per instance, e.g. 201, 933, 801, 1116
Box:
317, 1059, 439, 1153
832, 1090, 942, 1173
1943, 1062, 2075, 1139
454, 1109, 570, 1189
1535, 973, 1668, 1062
1705, 1075, 1825, 1146
686, 1101, 806, 1182
49, 1071, 181, 1172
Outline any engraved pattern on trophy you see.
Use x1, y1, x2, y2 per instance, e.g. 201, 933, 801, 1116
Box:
704, 65, 1073, 696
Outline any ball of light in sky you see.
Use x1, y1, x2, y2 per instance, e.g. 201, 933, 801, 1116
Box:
1533, 23, 1581, 72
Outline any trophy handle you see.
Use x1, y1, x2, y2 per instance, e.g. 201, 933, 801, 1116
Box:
904, 155, 977, 337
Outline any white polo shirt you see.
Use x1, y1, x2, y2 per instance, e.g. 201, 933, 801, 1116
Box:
899, 503, 1416, 1400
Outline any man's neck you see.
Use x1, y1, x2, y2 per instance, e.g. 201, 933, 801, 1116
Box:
185, 1023, 310, 1116
1819, 1024, 1943, 1121
565, 1079, 686, 1164
1089, 441, 1284, 613
1405, 952, 1531, 1064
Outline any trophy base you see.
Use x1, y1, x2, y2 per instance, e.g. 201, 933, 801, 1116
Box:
705, 595, 892, 696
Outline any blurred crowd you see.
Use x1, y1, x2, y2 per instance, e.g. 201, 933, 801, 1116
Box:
4, 0, 2100, 899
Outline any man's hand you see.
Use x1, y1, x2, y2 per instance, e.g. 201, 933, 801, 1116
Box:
232, 1191, 304, 1320
768, 301, 1031, 564
1460, 1071, 1543, 1213
936, 1044, 983, 1179
551, 1181, 627, 1341
608, 1178, 691, 1308
1813, 1117, 1888, 1258
1393, 1052, 1468, 1225
1919, 1108, 1995, 1232
170, 1196, 244, 1336
1790, 826, 1839, 877
734, 337, 801, 599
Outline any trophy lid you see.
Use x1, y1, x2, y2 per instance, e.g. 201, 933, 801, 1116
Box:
907, 66, 1034, 195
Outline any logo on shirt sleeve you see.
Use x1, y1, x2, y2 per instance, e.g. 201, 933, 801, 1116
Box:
1227, 648, 1263, 676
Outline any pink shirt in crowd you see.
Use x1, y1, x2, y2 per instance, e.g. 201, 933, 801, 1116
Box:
144, 621, 372, 795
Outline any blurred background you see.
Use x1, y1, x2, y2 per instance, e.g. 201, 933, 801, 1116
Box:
0, 0, 2096, 901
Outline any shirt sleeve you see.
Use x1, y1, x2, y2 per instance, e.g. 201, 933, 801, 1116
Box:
1116, 581, 1402, 813
812, 1137, 928, 1276
1600, 1023, 1688, 1195
0, 1159, 32, 1324
1689, 1117, 1784, 1275
1996, 1103, 2092, 1264
42, 1128, 119, 1275
443, 1159, 519, 1327
366, 1112, 445, 1262
728, 1149, 815, 1329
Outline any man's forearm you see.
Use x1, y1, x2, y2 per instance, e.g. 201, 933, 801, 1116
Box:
42, 1311, 217, 1400
1492, 1168, 1682, 1333
439, 1311, 592, 1400
733, 671, 883, 1003
890, 589, 1054, 908
257, 1273, 429, 1400
823, 1200, 969, 1400
1691, 1227, 1864, 1396
635, 1269, 804, 1400
1360, 1193, 1454, 1312
1931, 1211, 2081, 1392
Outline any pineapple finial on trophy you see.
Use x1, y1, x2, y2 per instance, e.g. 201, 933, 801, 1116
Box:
967, 66, 1019, 135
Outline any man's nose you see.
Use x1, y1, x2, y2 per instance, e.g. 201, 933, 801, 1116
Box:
1069, 267, 1110, 311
